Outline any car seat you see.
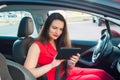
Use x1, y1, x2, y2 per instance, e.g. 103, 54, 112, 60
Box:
0, 53, 36, 80
12, 17, 48, 80
12, 17, 34, 65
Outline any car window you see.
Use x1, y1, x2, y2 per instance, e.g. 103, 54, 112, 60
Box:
48, 10, 106, 41
0, 11, 38, 37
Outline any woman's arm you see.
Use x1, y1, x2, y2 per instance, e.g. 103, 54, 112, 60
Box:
66, 53, 80, 76
24, 43, 64, 78
67, 53, 80, 69
24, 43, 54, 78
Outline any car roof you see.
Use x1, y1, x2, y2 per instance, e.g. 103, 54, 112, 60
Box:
0, 0, 120, 20
1, 0, 120, 8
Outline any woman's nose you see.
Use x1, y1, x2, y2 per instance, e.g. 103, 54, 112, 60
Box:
55, 29, 60, 34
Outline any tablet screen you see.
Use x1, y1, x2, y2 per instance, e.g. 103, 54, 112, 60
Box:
56, 47, 81, 59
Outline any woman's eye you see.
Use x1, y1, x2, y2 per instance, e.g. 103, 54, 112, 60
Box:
60, 28, 63, 31
52, 26, 57, 29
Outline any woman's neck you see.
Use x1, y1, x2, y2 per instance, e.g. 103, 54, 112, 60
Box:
49, 40, 56, 50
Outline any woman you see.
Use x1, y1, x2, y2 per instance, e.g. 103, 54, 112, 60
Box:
24, 13, 115, 80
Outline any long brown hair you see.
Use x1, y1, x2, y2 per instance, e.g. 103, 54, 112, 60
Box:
36, 13, 71, 49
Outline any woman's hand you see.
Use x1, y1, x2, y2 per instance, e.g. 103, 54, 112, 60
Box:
51, 58, 65, 68
67, 53, 80, 68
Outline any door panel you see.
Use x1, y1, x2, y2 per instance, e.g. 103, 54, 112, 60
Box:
71, 40, 97, 53
0, 36, 18, 60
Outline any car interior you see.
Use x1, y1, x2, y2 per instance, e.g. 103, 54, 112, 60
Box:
0, 53, 36, 80
0, 0, 120, 80
12, 16, 34, 65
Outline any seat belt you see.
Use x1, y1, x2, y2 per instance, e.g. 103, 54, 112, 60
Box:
55, 66, 67, 80
55, 66, 60, 80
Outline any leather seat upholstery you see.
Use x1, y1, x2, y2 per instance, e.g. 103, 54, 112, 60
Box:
12, 17, 34, 65
0, 53, 36, 80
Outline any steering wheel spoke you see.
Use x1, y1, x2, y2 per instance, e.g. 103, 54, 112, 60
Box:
92, 30, 111, 63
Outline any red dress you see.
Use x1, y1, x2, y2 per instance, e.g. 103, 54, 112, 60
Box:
35, 41, 115, 80
35, 41, 57, 80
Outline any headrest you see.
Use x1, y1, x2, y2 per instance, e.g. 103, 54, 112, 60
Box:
17, 17, 34, 37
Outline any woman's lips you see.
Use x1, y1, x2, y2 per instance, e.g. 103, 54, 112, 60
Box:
53, 34, 58, 37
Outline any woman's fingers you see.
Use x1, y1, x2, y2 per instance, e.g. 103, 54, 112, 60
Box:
51, 58, 65, 68
70, 53, 80, 62
76, 53, 80, 57
67, 53, 80, 67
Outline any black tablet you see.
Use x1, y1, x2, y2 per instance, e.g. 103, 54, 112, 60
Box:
56, 47, 81, 59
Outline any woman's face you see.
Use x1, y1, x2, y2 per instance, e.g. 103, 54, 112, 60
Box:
48, 19, 64, 41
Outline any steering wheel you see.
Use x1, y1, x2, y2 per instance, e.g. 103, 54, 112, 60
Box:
92, 30, 112, 63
